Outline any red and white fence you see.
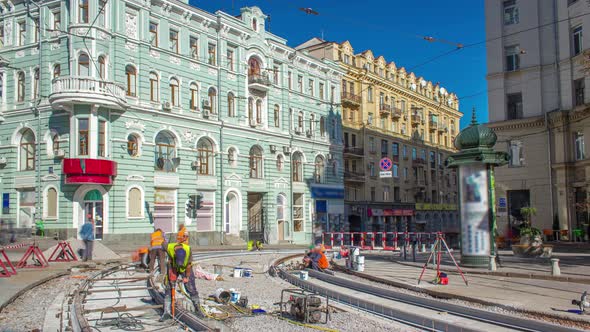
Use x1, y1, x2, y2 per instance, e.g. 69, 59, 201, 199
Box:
321, 232, 443, 250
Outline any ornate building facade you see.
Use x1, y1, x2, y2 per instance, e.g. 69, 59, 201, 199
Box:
298, 39, 462, 238
0, 1, 344, 245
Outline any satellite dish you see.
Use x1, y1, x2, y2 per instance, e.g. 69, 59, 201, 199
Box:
420, 79, 427, 87
156, 157, 165, 170
163, 159, 174, 172
440, 87, 446, 95
172, 157, 181, 167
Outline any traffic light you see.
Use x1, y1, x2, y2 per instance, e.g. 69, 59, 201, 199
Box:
196, 193, 203, 210
186, 195, 196, 219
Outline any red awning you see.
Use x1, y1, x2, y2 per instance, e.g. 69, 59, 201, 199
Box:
62, 158, 117, 185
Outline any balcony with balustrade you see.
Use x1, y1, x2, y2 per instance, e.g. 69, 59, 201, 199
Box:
438, 123, 448, 133
341, 92, 362, 106
248, 72, 272, 92
50, 76, 127, 111
429, 120, 438, 132
344, 170, 365, 182
343, 147, 364, 157
391, 107, 402, 119
411, 114, 423, 127
379, 103, 391, 117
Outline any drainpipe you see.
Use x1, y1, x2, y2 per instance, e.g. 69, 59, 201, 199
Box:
289, 94, 294, 243
219, 120, 224, 245
550, 0, 561, 233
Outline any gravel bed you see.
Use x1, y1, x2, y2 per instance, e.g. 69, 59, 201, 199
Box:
195, 253, 416, 332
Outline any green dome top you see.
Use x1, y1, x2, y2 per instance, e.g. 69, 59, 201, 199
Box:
454, 108, 497, 150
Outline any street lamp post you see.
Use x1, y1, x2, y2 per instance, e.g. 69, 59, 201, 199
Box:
446, 109, 509, 268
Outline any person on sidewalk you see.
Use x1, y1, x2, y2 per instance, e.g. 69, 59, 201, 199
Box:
176, 224, 188, 244
160, 242, 201, 321
149, 228, 167, 273
79, 216, 94, 262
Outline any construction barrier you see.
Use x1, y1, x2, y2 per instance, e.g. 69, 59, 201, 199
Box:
322, 232, 443, 251
0, 248, 17, 278
48, 241, 78, 262
16, 244, 49, 269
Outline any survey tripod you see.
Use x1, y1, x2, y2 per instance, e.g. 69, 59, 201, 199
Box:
417, 232, 468, 286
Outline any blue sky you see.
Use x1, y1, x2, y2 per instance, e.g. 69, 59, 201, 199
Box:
191, 0, 488, 128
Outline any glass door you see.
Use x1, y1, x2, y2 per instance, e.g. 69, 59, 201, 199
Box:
84, 201, 104, 240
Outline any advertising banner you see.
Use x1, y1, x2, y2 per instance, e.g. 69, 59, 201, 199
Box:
459, 165, 490, 256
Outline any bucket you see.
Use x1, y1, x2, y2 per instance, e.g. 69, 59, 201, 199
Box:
233, 267, 243, 278
300, 271, 309, 280
350, 247, 360, 257
214, 265, 223, 275
356, 256, 365, 264
243, 268, 253, 278
230, 290, 241, 303
354, 263, 365, 272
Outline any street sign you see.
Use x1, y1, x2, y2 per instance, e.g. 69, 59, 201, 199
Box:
498, 197, 507, 208
380, 171, 392, 178
380, 158, 392, 171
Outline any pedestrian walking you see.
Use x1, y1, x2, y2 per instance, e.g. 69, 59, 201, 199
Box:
79, 215, 94, 262
149, 228, 167, 273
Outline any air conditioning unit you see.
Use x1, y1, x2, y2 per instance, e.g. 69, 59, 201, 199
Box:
202, 99, 211, 110
191, 160, 200, 168
54, 149, 65, 158
283, 146, 291, 154
0, 157, 6, 165
270, 145, 277, 153
295, 127, 302, 134
203, 109, 210, 118
162, 101, 172, 111
306, 129, 312, 137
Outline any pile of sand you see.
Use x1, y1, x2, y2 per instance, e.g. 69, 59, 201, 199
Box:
42, 237, 120, 261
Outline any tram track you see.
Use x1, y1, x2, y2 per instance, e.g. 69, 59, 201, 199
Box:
271, 254, 583, 332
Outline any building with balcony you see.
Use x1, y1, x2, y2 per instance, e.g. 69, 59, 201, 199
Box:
485, 0, 590, 240
298, 38, 462, 237
0, 1, 344, 245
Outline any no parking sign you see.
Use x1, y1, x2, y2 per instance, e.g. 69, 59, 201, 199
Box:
380, 157, 393, 178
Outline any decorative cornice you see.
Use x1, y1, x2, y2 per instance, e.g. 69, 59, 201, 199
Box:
487, 116, 545, 131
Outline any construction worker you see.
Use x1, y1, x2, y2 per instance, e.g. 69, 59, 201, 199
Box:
149, 228, 167, 273
176, 223, 188, 244
303, 245, 330, 271
160, 242, 201, 321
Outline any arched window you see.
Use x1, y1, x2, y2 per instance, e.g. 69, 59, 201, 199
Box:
252, 18, 257, 31
227, 93, 235, 117
127, 187, 143, 218
33, 68, 39, 99
20, 129, 35, 171
98, 56, 106, 80
248, 57, 261, 77
45, 187, 58, 219
319, 116, 326, 137
149, 72, 159, 102
256, 99, 262, 124
292, 152, 303, 182
276, 154, 284, 171
208, 87, 217, 114
53, 64, 61, 79
170, 78, 179, 107
309, 114, 315, 136
17, 71, 25, 102
78, 53, 90, 76
51, 132, 60, 152
127, 134, 139, 157
297, 112, 304, 133
155, 131, 176, 172
273, 104, 280, 128
197, 138, 214, 175
249, 146, 263, 178
227, 147, 237, 167
248, 98, 254, 124
125, 65, 136, 97
314, 155, 325, 183
190, 83, 199, 111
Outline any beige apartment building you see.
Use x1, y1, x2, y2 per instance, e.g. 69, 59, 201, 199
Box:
298, 38, 463, 240
485, 0, 590, 240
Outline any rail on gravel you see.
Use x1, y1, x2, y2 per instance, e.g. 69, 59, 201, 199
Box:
270, 255, 581, 332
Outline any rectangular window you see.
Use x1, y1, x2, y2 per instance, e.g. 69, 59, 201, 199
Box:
393, 164, 399, 177
78, 119, 89, 156
208, 43, 216, 65
98, 120, 106, 157
368, 113, 373, 125
169, 29, 178, 53
507, 93, 523, 119
0, 25, 4, 48
190, 37, 199, 59
33, 18, 39, 43
412, 148, 417, 160
369, 162, 375, 177
351, 134, 356, 147
400, 100, 406, 112
331, 86, 335, 102
227, 48, 234, 71
392, 143, 399, 156
370, 187, 376, 202
503, 0, 519, 25
367, 86, 373, 103
402, 145, 407, 159
505, 45, 520, 71
573, 26, 583, 56
149, 22, 158, 47
404, 167, 408, 179
273, 65, 279, 84
368, 136, 375, 153
98, 0, 107, 27
509, 140, 524, 166
319, 83, 324, 100
381, 139, 388, 158
18, 21, 26, 46
288, 71, 292, 90
309, 79, 314, 96
18, 189, 35, 228
383, 186, 390, 201
293, 193, 304, 232
298, 75, 303, 93
79, 0, 89, 23
574, 78, 585, 106
53, 11, 61, 31
575, 132, 585, 161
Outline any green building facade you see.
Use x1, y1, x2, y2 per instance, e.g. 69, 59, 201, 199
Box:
0, 0, 344, 245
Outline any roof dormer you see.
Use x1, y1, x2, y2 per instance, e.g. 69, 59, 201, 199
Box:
240, 6, 267, 33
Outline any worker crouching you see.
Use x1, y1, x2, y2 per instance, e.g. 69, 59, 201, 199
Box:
303, 245, 330, 271
160, 242, 202, 321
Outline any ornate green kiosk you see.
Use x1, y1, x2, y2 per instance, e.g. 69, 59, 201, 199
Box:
447, 109, 509, 268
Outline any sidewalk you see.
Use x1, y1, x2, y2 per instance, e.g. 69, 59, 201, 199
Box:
335, 252, 590, 323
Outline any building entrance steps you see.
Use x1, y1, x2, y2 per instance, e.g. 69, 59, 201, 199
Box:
332, 252, 590, 324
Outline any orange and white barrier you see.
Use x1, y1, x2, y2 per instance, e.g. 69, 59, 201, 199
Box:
322, 232, 442, 251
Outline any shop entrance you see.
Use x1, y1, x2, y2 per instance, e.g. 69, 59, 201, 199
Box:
83, 190, 104, 240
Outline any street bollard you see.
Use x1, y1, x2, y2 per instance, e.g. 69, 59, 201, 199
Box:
489, 255, 497, 271
412, 242, 416, 262
551, 258, 561, 276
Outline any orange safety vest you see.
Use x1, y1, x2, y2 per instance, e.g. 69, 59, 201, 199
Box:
177, 226, 188, 244
150, 230, 165, 248
318, 252, 329, 269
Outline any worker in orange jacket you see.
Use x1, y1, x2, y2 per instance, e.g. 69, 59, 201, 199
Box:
303, 245, 330, 271
149, 228, 167, 273
177, 224, 188, 244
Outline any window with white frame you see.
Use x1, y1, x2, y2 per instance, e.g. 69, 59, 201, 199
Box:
320, 117, 326, 137
293, 193, 304, 232
78, 118, 89, 156
45, 187, 58, 219
256, 100, 262, 124
155, 131, 177, 172
149, 72, 159, 102
52, 10, 61, 31
314, 155, 325, 183
297, 112, 304, 133
276, 154, 284, 171
503, 0, 519, 25
127, 134, 139, 157
127, 187, 142, 218
573, 26, 583, 56
169, 29, 179, 53
308, 79, 314, 96
79, 53, 90, 76
98, 120, 106, 157
190, 83, 199, 110
298, 75, 303, 93
228, 93, 235, 117
20, 129, 35, 171
79, 0, 89, 23
505, 45, 520, 71
33, 68, 39, 99
98, 56, 106, 80
17, 72, 25, 102
273, 104, 280, 127
170, 78, 179, 107
292, 152, 304, 182
509, 140, 524, 166
249, 146, 263, 178
226, 48, 234, 71
228, 147, 237, 167
190, 37, 198, 59
383, 186, 390, 201
53, 64, 60, 80
33, 18, 39, 43
0, 25, 4, 48
197, 138, 214, 175
149, 22, 158, 47
125, 65, 137, 97
208, 43, 216, 65
208, 87, 217, 113
575, 132, 585, 161
98, 0, 107, 27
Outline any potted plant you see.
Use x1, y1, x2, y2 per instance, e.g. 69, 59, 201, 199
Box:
519, 207, 542, 246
